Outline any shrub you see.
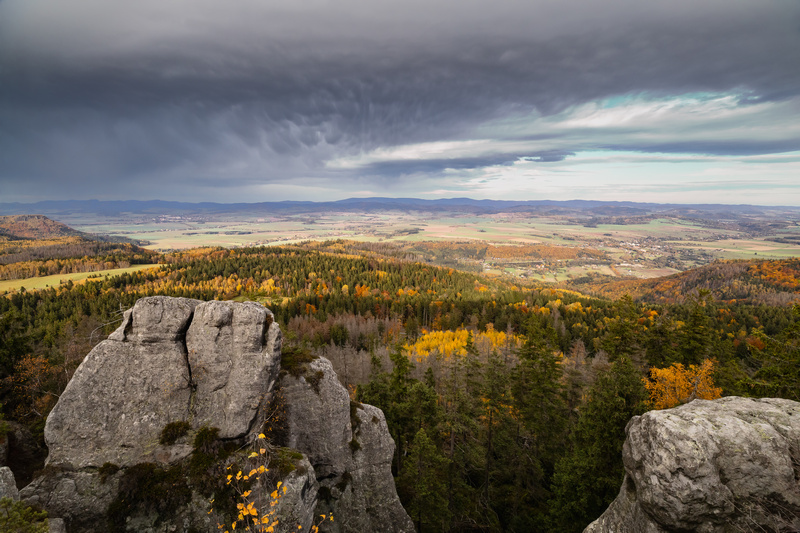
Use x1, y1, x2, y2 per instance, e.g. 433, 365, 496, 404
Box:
0, 498, 48, 533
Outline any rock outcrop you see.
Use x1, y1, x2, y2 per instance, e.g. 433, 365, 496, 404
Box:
281, 357, 415, 533
585, 397, 800, 532
0, 466, 19, 500
44, 297, 281, 469
19, 296, 411, 533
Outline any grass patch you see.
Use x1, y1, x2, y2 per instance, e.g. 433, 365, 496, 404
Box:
159, 421, 191, 445
0, 264, 158, 294
274, 447, 305, 478
280, 345, 316, 378
280, 345, 326, 393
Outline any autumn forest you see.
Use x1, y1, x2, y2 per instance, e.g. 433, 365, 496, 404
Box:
1, 216, 799, 532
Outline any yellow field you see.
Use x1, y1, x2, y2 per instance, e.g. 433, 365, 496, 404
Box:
0, 264, 160, 294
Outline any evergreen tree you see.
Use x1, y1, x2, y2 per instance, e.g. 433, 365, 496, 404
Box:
508, 318, 568, 530
549, 357, 648, 532
399, 428, 451, 533
747, 304, 800, 401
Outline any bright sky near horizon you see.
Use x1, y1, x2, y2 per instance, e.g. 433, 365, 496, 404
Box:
1, 0, 799, 205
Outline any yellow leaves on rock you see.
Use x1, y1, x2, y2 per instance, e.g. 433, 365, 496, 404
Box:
644, 359, 722, 410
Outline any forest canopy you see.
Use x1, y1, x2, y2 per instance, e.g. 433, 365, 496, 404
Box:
1, 241, 798, 532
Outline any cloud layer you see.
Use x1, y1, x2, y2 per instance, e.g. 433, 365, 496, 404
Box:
1, 0, 799, 203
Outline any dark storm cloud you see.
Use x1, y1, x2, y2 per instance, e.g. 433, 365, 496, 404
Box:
1, 0, 799, 200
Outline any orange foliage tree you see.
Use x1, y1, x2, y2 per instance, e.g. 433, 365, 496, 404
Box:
643, 359, 722, 409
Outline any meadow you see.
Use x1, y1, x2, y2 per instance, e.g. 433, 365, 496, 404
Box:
0, 264, 159, 294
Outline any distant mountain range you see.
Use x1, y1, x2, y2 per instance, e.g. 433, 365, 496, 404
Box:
2, 197, 799, 218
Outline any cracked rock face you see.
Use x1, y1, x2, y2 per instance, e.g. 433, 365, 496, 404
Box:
44, 296, 282, 469
281, 357, 415, 533
188, 300, 282, 439
585, 397, 800, 533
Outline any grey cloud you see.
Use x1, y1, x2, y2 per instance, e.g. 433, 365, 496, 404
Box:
361, 152, 570, 177
1, 0, 799, 200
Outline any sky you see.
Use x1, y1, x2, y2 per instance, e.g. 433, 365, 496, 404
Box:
1, 0, 799, 205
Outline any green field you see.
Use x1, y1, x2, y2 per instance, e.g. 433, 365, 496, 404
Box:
0, 264, 160, 294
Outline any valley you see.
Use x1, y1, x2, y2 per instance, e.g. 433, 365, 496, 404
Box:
14, 199, 798, 286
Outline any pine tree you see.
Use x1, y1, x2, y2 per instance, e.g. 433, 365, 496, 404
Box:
549, 357, 648, 533
398, 428, 451, 533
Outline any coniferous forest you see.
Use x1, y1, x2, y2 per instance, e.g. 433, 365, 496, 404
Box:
1, 241, 799, 532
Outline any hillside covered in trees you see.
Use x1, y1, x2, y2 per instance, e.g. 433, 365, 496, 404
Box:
571, 258, 800, 306
1, 238, 799, 531
0, 215, 157, 280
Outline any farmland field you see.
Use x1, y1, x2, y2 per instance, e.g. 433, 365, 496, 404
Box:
50, 209, 800, 283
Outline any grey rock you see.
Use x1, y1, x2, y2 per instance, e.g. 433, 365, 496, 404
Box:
21, 469, 118, 532
44, 297, 198, 468
48, 518, 67, 533
282, 357, 415, 533
0, 466, 19, 500
271, 456, 320, 532
23, 297, 406, 533
585, 397, 800, 533
282, 357, 352, 480
127, 296, 200, 343
187, 300, 281, 439
43, 296, 282, 470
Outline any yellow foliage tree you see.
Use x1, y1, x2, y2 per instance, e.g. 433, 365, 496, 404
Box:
216, 433, 332, 533
643, 359, 722, 409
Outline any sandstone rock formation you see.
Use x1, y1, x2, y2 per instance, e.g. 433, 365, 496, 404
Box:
585, 397, 800, 532
281, 357, 415, 533
20, 296, 411, 533
44, 297, 282, 469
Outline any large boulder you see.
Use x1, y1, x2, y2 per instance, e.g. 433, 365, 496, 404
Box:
187, 300, 282, 438
585, 397, 800, 532
281, 357, 415, 533
43, 297, 281, 469
45, 297, 202, 469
